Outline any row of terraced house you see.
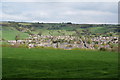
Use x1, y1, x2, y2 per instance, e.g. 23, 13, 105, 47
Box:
7, 34, 118, 50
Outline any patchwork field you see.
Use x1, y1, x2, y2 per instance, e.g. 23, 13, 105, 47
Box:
2, 47, 118, 78
1, 22, 118, 40
1, 27, 29, 40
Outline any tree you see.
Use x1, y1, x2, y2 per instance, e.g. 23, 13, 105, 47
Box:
15, 35, 20, 41
67, 22, 72, 24
87, 38, 92, 44
38, 32, 42, 36
94, 44, 99, 49
75, 30, 80, 36
99, 47, 106, 51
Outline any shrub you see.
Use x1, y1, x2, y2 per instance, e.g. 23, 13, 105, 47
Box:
111, 47, 118, 52
19, 44, 28, 48
35, 46, 44, 48
94, 44, 99, 49
1, 44, 11, 47
11, 43, 20, 48
99, 47, 106, 51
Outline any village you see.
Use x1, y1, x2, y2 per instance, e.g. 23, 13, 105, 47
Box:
7, 34, 118, 50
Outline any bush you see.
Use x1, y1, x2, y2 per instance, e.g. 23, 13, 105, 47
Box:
19, 44, 28, 48
1, 44, 11, 47
99, 47, 106, 51
11, 43, 20, 48
94, 44, 99, 49
35, 46, 44, 49
111, 47, 118, 52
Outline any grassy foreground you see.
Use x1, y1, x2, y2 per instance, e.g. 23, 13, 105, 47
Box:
2, 47, 118, 78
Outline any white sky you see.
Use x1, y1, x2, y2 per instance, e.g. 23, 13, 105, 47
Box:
0, 0, 119, 24
1, 0, 119, 2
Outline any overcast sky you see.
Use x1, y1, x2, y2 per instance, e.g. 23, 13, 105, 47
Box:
0, 2, 118, 24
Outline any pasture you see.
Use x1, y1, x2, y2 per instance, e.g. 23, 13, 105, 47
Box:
2, 47, 118, 78
1, 27, 29, 40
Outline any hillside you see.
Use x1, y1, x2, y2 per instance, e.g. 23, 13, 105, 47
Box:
0, 21, 118, 40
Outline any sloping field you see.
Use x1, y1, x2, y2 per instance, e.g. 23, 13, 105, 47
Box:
88, 27, 117, 33
2, 47, 118, 78
2, 27, 29, 40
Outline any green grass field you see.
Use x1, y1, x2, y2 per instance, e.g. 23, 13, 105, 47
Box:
1, 27, 29, 40
1, 27, 75, 40
88, 26, 117, 33
2, 47, 118, 78
1, 23, 118, 40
